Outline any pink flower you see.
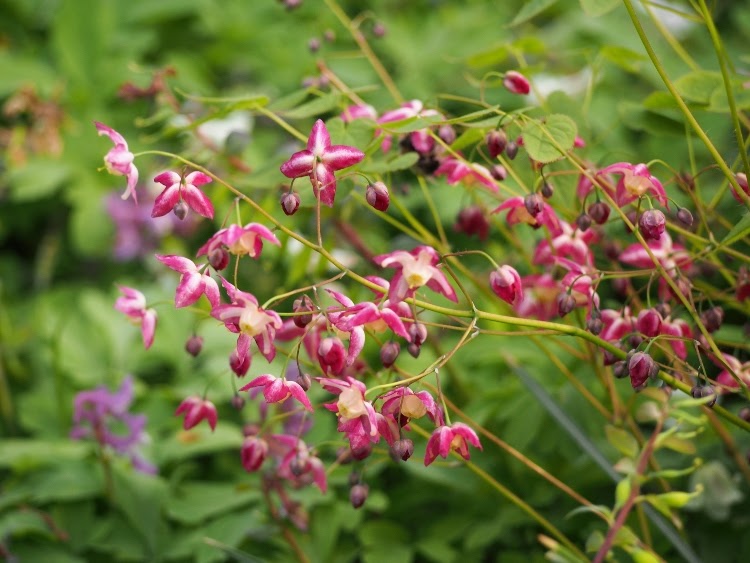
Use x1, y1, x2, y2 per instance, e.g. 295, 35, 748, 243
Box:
155, 254, 220, 308
490, 265, 523, 306
212, 279, 283, 363
714, 353, 750, 392
317, 376, 380, 442
152, 170, 214, 219
95, 122, 139, 202
272, 434, 327, 492
424, 422, 482, 466
197, 223, 280, 259
492, 196, 560, 231
503, 71, 531, 95
317, 336, 347, 375
598, 162, 668, 208
514, 274, 560, 320
280, 119, 365, 206
376, 100, 442, 153
340, 104, 377, 122
434, 157, 499, 193
114, 286, 157, 349
175, 396, 217, 431
380, 387, 444, 428
373, 245, 457, 304
532, 221, 597, 267
241, 436, 268, 472
240, 374, 313, 411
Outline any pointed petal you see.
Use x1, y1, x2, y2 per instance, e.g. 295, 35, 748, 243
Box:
174, 272, 204, 308
151, 184, 180, 218
346, 327, 365, 365
307, 119, 331, 155
182, 183, 215, 219
155, 254, 196, 273
202, 274, 221, 308
280, 150, 314, 178
322, 145, 365, 170
312, 162, 337, 207
288, 382, 313, 411
141, 309, 157, 349
185, 171, 212, 187
153, 171, 180, 187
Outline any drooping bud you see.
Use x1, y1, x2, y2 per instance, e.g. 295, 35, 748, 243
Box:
503, 70, 531, 95
628, 351, 655, 389
350, 483, 369, 509
738, 267, 750, 302
324, 29, 336, 42
407, 342, 421, 358
541, 182, 554, 199
380, 341, 401, 368
293, 295, 315, 328
408, 322, 428, 347
185, 335, 204, 357
490, 164, 507, 181
612, 360, 629, 379
241, 436, 268, 472
296, 372, 312, 392
366, 181, 390, 212
732, 172, 750, 203
691, 385, 716, 408
576, 213, 592, 232
230, 348, 250, 377
587, 316, 603, 335
639, 209, 666, 240
372, 21, 387, 37
655, 302, 671, 319
208, 247, 230, 271
281, 191, 301, 216
231, 395, 246, 410
505, 140, 519, 160
524, 193, 544, 217
490, 265, 523, 306
557, 293, 576, 317
700, 306, 724, 333
587, 201, 611, 224
486, 130, 507, 158
350, 441, 373, 461
173, 200, 189, 220
636, 309, 663, 338
676, 207, 693, 227
390, 438, 415, 462
739, 407, 750, 422
602, 341, 625, 366
308, 37, 321, 53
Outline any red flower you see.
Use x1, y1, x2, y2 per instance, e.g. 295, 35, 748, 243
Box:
152, 170, 214, 219
175, 396, 217, 431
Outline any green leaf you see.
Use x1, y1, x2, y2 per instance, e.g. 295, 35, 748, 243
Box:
519, 114, 577, 164
0, 440, 91, 471
605, 425, 639, 458
510, 0, 559, 26
0, 510, 54, 540
580, 0, 619, 17
7, 160, 72, 202
156, 423, 244, 464
615, 477, 631, 510
720, 212, 750, 247
629, 548, 662, 563
674, 71, 723, 104
600, 46, 646, 73
166, 482, 260, 525
654, 434, 696, 454
363, 152, 419, 174
466, 44, 509, 68
282, 92, 342, 119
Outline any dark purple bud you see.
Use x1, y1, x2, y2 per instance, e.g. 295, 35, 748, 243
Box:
281, 191, 300, 216
691, 385, 716, 407
628, 351, 655, 389
407, 343, 421, 358
576, 213, 592, 232
308, 37, 320, 53
612, 361, 629, 379
587, 317, 603, 335
390, 438, 414, 462
350, 483, 369, 509
739, 407, 750, 422
408, 322, 428, 346
366, 181, 390, 212
209, 247, 230, 271
676, 207, 693, 227
602, 342, 624, 366
380, 341, 401, 368
629, 334, 644, 348
654, 302, 671, 319
587, 201, 610, 224
524, 193, 544, 217
185, 335, 204, 357
231, 395, 246, 410
293, 295, 315, 328
296, 372, 312, 392
602, 240, 621, 261
636, 309, 663, 338
639, 209, 666, 240
230, 348, 250, 377
557, 293, 576, 317
350, 441, 372, 461
173, 200, 189, 220
700, 306, 724, 333
612, 277, 630, 296
486, 130, 507, 158
490, 164, 507, 181
541, 182, 554, 199
505, 140, 519, 160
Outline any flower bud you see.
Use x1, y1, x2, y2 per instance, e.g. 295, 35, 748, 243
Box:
243, 423, 261, 437
676, 207, 693, 227
628, 351, 654, 389
241, 436, 268, 472
636, 309, 662, 338
390, 438, 415, 462
372, 22, 387, 37
380, 341, 401, 368
281, 191, 300, 216
308, 37, 320, 53
738, 267, 750, 302
407, 343, 421, 358
541, 182, 554, 199
612, 360, 629, 379
350, 483, 369, 509
231, 395, 246, 410
505, 140, 519, 160
700, 306, 724, 333
185, 335, 204, 357
366, 181, 390, 212
638, 209, 666, 240
732, 172, 750, 203
408, 322, 428, 347
486, 130, 507, 158
293, 295, 315, 328
296, 372, 312, 392
290, 456, 307, 477
209, 247, 230, 271
318, 336, 346, 375
490, 164, 507, 181
503, 70, 531, 95
557, 293, 576, 317
587, 316, 603, 335
454, 206, 490, 241
576, 213, 592, 232
230, 348, 250, 377
739, 407, 750, 422
691, 385, 716, 408
587, 201, 610, 224
524, 193, 544, 217
350, 441, 373, 461
655, 302, 671, 319
324, 29, 336, 42
490, 265, 523, 306
173, 200, 189, 220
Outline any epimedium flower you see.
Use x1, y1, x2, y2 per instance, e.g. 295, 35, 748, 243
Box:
279, 119, 365, 207
373, 245, 457, 304
376, 99, 443, 153
197, 222, 280, 260
241, 435, 269, 472
317, 376, 380, 443
95, 121, 139, 202
152, 170, 215, 219
271, 434, 328, 493
598, 162, 668, 208
114, 285, 157, 349
380, 387, 444, 428
239, 374, 313, 411
490, 265, 523, 306
434, 157, 499, 193
175, 396, 218, 431
424, 422, 482, 466
71, 375, 155, 474
503, 70, 531, 95
155, 254, 220, 308
492, 196, 560, 231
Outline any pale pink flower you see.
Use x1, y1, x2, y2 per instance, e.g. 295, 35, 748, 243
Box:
114, 285, 157, 349
598, 162, 668, 208
152, 170, 214, 219
434, 157, 499, 193
197, 223, 280, 259
155, 254, 220, 308
95, 121, 139, 202
492, 196, 560, 231
317, 376, 380, 442
340, 104, 377, 122
373, 245, 457, 304
240, 374, 313, 411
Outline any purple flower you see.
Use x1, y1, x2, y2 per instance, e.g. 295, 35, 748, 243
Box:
95, 122, 139, 203
71, 375, 156, 474
280, 119, 365, 206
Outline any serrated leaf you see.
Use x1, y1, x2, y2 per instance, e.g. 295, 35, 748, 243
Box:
720, 212, 750, 247
510, 0, 559, 26
674, 71, 723, 104
520, 114, 577, 163
580, 0, 619, 17
605, 425, 639, 458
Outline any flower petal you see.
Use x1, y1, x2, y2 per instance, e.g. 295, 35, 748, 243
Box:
321, 145, 365, 170
280, 150, 315, 178
307, 119, 331, 156
182, 183, 215, 219
151, 184, 181, 218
